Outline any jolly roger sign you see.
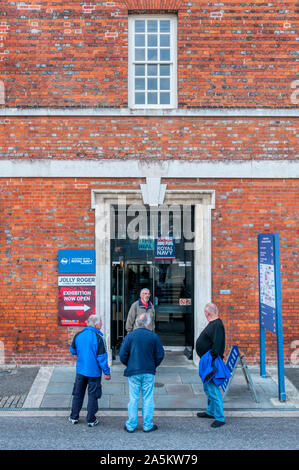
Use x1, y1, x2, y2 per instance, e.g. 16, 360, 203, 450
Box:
58, 276, 96, 326
58, 250, 96, 326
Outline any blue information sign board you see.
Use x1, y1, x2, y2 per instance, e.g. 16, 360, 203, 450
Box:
58, 249, 95, 274
258, 234, 277, 334
258, 233, 286, 401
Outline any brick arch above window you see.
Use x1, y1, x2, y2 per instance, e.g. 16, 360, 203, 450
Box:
121, 0, 183, 10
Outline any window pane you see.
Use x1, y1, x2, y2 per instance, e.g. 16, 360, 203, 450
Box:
148, 34, 157, 47
160, 20, 170, 33
160, 92, 170, 104
148, 20, 158, 32
135, 34, 145, 47
148, 92, 158, 105
135, 78, 145, 90
160, 49, 170, 61
135, 48, 145, 61
148, 78, 157, 90
135, 20, 145, 32
135, 65, 145, 76
135, 92, 145, 104
148, 64, 158, 76
160, 64, 170, 76
148, 48, 158, 61
160, 35, 170, 47
160, 78, 170, 90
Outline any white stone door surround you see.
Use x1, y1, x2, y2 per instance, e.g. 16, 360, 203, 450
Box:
91, 181, 215, 365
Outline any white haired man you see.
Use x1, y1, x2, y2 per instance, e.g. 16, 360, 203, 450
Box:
125, 288, 155, 333
195, 303, 226, 428
69, 315, 111, 427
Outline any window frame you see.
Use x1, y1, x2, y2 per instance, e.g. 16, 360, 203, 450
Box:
128, 14, 177, 109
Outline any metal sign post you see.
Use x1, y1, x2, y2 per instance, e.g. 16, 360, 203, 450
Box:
258, 233, 286, 402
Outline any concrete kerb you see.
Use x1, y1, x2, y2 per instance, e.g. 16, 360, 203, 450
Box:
0, 409, 298, 418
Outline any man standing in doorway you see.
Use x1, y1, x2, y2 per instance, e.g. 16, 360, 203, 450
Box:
119, 313, 164, 433
126, 288, 155, 333
69, 315, 111, 427
195, 303, 226, 428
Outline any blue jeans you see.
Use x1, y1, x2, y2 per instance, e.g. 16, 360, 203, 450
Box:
70, 373, 102, 424
126, 374, 155, 431
203, 380, 225, 422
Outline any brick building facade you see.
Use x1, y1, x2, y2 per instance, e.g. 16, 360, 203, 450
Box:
0, 0, 298, 365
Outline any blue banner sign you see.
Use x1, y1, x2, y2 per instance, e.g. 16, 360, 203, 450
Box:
155, 237, 176, 259
221, 345, 240, 393
58, 249, 95, 274
258, 234, 276, 333
138, 238, 155, 251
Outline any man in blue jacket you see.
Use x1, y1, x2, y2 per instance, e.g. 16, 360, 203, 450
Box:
69, 315, 111, 427
119, 313, 164, 433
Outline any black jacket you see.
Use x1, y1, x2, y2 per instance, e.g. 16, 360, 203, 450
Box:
196, 318, 225, 359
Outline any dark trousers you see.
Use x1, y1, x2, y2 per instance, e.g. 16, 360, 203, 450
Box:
70, 373, 102, 423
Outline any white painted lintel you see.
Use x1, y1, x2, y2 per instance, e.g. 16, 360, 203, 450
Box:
0, 107, 298, 117
0, 159, 298, 179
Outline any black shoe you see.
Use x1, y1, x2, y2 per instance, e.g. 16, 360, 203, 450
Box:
88, 418, 99, 427
143, 424, 158, 433
211, 420, 225, 428
196, 412, 213, 419
124, 425, 135, 433
68, 417, 79, 425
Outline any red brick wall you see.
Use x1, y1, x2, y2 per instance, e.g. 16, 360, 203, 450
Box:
0, 116, 297, 160
0, 1, 297, 365
0, 0, 297, 107
0, 178, 298, 364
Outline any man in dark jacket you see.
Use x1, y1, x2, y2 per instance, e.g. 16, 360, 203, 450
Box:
195, 303, 226, 428
119, 313, 164, 433
69, 315, 111, 427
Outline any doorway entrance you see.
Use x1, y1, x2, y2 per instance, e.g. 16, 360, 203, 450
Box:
111, 205, 194, 354
93, 188, 215, 365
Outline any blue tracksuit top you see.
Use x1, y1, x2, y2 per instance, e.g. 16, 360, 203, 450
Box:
119, 327, 165, 377
70, 326, 111, 378
198, 350, 231, 386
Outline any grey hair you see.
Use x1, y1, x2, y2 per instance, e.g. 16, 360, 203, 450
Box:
140, 288, 150, 295
204, 303, 218, 317
136, 313, 151, 328
87, 315, 102, 327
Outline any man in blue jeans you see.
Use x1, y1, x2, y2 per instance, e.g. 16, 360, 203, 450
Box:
69, 315, 111, 427
195, 303, 226, 428
119, 313, 164, 433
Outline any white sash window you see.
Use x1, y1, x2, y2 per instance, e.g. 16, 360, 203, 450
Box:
128, 15, 177, 109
